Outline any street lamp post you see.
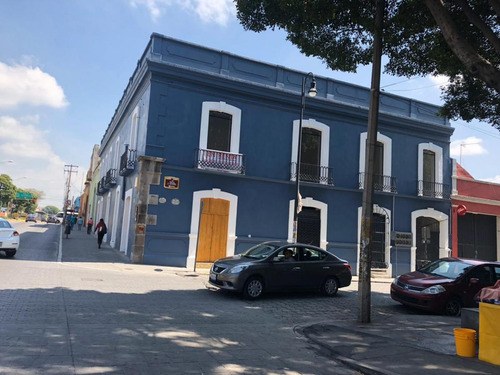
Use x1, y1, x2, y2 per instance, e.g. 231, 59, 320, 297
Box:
293, 72, 317, 243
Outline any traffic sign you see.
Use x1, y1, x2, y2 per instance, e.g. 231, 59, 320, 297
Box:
457, 204, 467, 216
15, 192, 32, 199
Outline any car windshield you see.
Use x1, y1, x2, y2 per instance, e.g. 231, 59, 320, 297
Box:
419, 259, 472, 280
0, 220, 12, 229
241, 243, 281, 259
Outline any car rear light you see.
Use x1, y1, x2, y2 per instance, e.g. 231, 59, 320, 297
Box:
12, 231, 19, 237
344, 263, 351, 271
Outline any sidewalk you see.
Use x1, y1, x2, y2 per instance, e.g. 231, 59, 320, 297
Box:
59, 230, 499, 375
300, 316, 499, 375
60, 224, 131, 263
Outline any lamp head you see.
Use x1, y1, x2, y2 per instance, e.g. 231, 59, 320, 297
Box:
308, 78, 317, 97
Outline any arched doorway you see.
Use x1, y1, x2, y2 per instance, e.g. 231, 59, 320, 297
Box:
197, 198, 229, 263
416, 217, 440, 269
372, 212, 387, 268
297, 207, 320, 246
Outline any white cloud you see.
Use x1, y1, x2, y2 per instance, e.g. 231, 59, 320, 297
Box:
0, 62, 69, 109
0, 116, 66, 208
428, 74, 449, 88
450, 136, 486, 158
130, 0, 236, 25
480, 175, 500, 184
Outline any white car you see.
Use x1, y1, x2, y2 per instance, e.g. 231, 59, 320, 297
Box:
0, 218, 20, 258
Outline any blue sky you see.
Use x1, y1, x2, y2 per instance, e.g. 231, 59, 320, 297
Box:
1, 0, 499, 209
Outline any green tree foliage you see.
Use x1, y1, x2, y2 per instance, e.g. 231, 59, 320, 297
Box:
235, 0, 500, 129
0, 174, 16, 206
43, 205, 60, 215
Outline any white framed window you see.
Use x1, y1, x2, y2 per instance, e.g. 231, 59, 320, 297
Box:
113, 137, 120, 169
200, 102, 241, 153
359, 132, 392, 191
130, 106, 139, 150
418, 143, 443, 196
290, 119, 330, 183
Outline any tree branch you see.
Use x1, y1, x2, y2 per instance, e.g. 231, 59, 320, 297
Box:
455, 0, 500, 55
423, 0, 500, 93
489, 0, 500, 17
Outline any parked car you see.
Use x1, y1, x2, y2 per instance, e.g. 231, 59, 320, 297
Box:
0, 218, 20, 258
391, 257, 500, 316
47, 216, 60, 224
25, 214, 37, 223
209, 241, 352, 299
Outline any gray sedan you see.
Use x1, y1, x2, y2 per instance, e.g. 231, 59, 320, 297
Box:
209, 241, 352, 299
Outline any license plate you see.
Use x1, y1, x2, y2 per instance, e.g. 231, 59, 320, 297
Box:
210, 274, 217, 281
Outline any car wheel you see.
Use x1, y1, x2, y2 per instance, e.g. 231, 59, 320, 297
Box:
322, 277, 339, 296
243, 277, 264, 300
445, 297, 462, 316
5, 250, 16, 258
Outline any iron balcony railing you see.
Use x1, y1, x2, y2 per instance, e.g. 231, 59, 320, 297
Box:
195, 148, 245, 174
359, 173, 397, 193
119, 148, 136, 176
97, 177, 108, 195
104, 168, 117, 188
290, 162, 334, 185
418, 180, 450, 199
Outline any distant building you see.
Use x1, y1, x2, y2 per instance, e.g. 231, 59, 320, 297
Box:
451, 163, 500, 260
93, 33, 454, 275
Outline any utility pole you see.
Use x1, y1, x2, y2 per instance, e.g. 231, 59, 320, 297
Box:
63, 165, 78, 223
358, 0, 385, 324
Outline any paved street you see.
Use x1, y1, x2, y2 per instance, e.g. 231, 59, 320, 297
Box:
0, 226, 364, 374
1, 224, 498, 374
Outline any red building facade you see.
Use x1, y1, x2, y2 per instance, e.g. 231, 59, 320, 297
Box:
452, 163, 500, 261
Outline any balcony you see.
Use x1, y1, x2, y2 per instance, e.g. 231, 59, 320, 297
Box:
359, 173, 397, 193
104, 169, 117, 188
97, 177, 108, 195
418, 180, 450, 199
85, 170, 92, 182
195, 148, 245, 174
291, 162, 334, 185
119, 148, 136, 176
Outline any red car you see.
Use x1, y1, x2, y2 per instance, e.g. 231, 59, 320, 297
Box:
391, 258, 500, 316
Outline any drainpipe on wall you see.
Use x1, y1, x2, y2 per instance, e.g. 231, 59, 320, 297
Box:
131, 155, 165, 264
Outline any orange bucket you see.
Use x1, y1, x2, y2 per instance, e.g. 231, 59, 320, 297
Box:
454, 328, 476, 357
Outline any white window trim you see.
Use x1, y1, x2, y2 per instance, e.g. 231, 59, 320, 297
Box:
410, 208, 449, 271
359, 132, 392, 191
110, 186, 121, 248
114, 137, 120, 169
119, 188, 133, 254
187, 189, 238, 271
417, 142, 443, 190
288, 197, 328, 249
200, 101, 241, 153
356, 205, 392, 276
130, 106, 140, 150
290, 119, 330, 184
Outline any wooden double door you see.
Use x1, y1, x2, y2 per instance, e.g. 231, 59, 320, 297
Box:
197, 198, 229, 262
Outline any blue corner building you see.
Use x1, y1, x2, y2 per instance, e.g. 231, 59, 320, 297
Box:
94, 33, 454, 276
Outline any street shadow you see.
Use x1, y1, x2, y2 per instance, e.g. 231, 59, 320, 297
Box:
0, 286, 366, 374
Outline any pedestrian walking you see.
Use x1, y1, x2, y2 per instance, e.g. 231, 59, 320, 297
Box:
94, 218, 107, 249
87, 218, 94, 234
77, 217, 83, 231
70, 215, 76, 229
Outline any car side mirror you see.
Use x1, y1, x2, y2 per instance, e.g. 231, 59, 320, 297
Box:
272, 257, 281, 262
469, 277, 479, 285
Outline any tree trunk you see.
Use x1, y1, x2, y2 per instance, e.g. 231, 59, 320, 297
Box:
424, 0, 500, 93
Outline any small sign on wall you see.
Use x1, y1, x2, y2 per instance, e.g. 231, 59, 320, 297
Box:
164, 176, 180, 189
